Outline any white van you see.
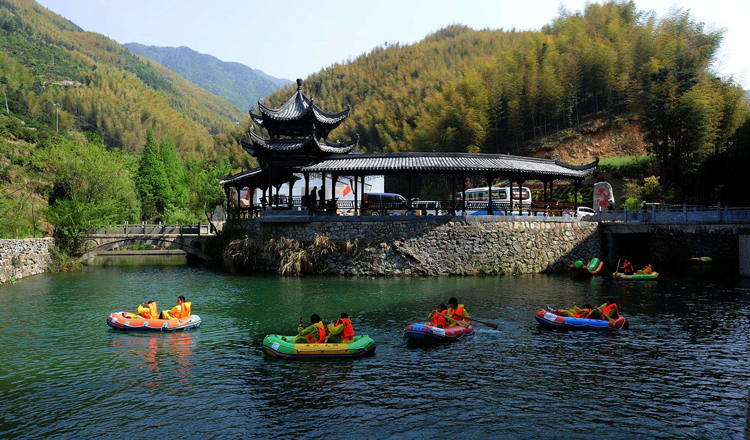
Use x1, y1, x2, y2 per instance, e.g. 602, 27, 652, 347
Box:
461, 186, 532, 215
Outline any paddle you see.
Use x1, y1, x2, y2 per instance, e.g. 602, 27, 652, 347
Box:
463, 317, 499, 330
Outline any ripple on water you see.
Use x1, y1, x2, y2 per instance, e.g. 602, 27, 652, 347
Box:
0, 268, 749, 438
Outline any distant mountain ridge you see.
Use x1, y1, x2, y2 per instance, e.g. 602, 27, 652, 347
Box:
125, 43, 292, 112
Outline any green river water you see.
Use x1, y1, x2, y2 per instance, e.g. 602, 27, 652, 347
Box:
0, 256, 748, 439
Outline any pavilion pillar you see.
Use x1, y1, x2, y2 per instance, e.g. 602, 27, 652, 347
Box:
249, 186, 255, 217
331, 173, 338, 214
509, 179, 514, 215
361, 175, 366, 214
288, 178, 294, 210
350, 175, 359, 217
462, 174, 467, 215
487, 175, 493, 216
321, 172, 326, 213
407, 174, 413, 213
451, 174, 456, 215
574, 179, 580, 206
518, 179, 525, 216
304, 172, 310, 213
236, 187, 242, 219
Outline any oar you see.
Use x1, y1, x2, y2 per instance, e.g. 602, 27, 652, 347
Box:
464, 317, 499, 330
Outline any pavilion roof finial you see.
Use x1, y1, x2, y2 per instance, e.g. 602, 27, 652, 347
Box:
296, 78, 303, 90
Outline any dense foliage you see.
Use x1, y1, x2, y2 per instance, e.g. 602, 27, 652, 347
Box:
0, 0, 250, 164
264, 1, 749, 194
125, 44, 291, 113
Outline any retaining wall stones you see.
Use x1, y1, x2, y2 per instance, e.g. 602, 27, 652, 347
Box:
225, 217, 600, 276
0, 238, 54, 284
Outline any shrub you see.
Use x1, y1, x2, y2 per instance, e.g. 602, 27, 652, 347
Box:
624, 197, 643, 213
642, 175, 661, 201
612, 170, 623, 178
596, 175, 606, 181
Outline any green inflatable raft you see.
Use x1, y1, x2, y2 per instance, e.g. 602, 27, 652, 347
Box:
612, 271, 659, 280
262, 334, 377, 360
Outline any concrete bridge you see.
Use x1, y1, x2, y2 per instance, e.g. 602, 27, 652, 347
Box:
79, 224, 212, 261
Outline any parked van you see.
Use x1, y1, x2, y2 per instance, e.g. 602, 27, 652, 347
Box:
362, 193, 411, 216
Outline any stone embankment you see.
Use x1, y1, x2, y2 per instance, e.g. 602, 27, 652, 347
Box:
223, 217, 600, 276
0, 238, 54, 284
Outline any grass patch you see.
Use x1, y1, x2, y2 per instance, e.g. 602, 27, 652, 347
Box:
48, 245, 82, 273
599, 155, 654, 170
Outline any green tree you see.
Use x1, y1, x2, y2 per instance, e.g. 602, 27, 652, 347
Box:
186, 159, 230, 232
160, 137, 189, 209
135, 130, 172, 221
43, 140, 140, 252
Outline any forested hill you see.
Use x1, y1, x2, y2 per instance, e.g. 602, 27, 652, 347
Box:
0, 0, 248, 161
265, 1, 748, 172
125, 44, 292, 113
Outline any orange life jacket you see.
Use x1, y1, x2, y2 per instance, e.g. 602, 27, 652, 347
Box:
602, 303, 619, 318
431, 310, 448, 327
449, 305, 466, 321
574, 308, 592, 318
336, 318, 354, 341
306, 323, 326, 344
623, 262, 634, 275
142, 302, 158, 319
175, 302, 191, 319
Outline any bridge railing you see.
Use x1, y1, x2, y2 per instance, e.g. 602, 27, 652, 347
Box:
90, 223, 212, 235
587, 203, 750, 223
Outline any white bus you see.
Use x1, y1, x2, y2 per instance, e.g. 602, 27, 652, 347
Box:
461, 186, 532, 215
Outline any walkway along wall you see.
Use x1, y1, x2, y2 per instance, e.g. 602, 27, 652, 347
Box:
222, 217, 600, 276
0, 238, 53, 284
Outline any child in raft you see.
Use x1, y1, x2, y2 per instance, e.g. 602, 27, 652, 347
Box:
327, 313, 355, 343
427, 304, 456, 328
289, 314, 327, 344
447, 297, 471, 327
553, 302, 620, 323
124, 301, 158, 319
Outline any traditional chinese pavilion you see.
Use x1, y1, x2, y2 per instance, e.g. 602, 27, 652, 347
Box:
221, 78, 358, 214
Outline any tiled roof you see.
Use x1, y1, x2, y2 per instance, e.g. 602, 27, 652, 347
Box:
219, 167, 262, 185
242, 128, 358, 155
302, 153, 598, 178
251, 79, 350, 125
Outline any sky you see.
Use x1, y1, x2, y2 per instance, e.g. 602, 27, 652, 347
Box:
36, 0, 750, 89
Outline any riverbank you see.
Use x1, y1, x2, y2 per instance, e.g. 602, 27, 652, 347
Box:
0, 238, 53, 284
223, 216, 600, 276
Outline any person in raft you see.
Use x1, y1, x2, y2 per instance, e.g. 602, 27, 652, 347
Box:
124, 300, 158, 319
427, 304, 456, 328
160, 296, 192, 320
447, 297, 470, 326
554, 302, 619, 323
618, 259, 635, 275
327, 313, 355, 343
290, 314, 327, 344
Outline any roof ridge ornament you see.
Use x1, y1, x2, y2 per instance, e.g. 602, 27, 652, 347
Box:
296, 78, 303, 90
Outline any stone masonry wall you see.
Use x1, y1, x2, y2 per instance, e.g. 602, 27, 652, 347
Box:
0, 238, 54, 284
226, 217, 600, 276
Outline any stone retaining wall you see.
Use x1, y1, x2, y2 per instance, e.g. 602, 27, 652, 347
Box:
0, 238, 54, 284
225, 217, 600, 276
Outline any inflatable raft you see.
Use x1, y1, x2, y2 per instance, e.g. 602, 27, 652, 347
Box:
404, 323, 474, 344
570, 258, 604, 277
106, 312, 201, 332
534, 309, 629, 331
261, 334, 376, 360
690, 257, 712, 263
612, 271, 658, 280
